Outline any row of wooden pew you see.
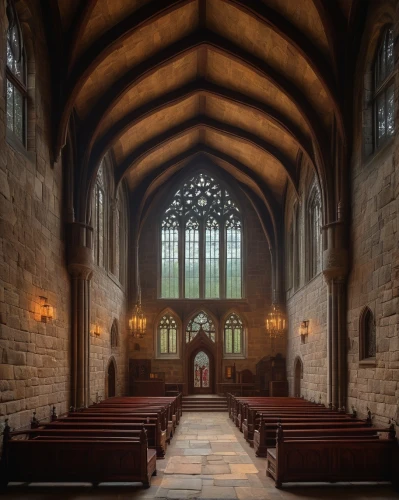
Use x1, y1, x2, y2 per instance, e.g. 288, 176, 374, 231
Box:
228, 394, 398, 489
0, 395, 182, 489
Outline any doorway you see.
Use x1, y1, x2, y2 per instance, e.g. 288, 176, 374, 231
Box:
190, 349, 214, 394
106, 358, 116, 398
294, 357, 303, 397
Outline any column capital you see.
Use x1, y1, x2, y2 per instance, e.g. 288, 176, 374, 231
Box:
67, 222, 94, 280
323, 247, 348, 282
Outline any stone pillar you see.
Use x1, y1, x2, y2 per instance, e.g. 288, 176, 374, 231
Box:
322, 221, 348, 408
67, 222, 94, 408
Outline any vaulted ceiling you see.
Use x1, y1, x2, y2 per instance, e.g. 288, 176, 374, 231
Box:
48, 0, 363, 250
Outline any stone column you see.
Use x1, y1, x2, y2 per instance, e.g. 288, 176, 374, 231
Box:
322, 220, 348, 408
67, 222, 94, 408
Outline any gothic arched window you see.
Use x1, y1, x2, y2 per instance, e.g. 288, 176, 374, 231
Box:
157, 313, 178, 356
373, 26, 394, 150
293, 205, 301, 290
93, 163, 106, 268
6, 0, 27, 145
360, 307, 376, 362
186, 311, 216, 343
111, 319, 118, 348
224, 312, 244, 357
308, 184, 322, 280
161, 172, 242, 299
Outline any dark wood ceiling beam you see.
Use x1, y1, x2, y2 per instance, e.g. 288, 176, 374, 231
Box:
225, 0, 344, 137
78, 31, 327, 172
114, 116, 299, 196
88, 79, 313, 174
55, 0, 194, 157
67, 0, 99, 71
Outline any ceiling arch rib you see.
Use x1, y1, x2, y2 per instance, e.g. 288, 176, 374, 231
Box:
88, 80, 314, 174
77, 32, 328, 169
56, 0, 194, 155
220, 0, 344, 137
113, 116, 299, 197
56, 3, 336, 160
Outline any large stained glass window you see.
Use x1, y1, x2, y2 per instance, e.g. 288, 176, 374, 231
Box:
158, 314, 178, 355
194, 351, 210, 388
160, 172, 242, 298
93, 164, 106, 268
308, 184, 322, 280
6, 0, 27, 145
186, 311, 216, 343
373, 27, 395, 149
224, 313, 244, 355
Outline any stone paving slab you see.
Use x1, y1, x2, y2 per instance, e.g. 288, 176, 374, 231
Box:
161, 477, 202, 490
200, 485, 237, 498
164, 462, 202, 475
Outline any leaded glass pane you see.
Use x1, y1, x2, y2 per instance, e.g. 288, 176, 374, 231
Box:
194, 351, 210, 388
98, 187, 104, 268
224, 313, 243, 355
186, 311, 216, 343
377, 92, 386, 143
161, 228, 179, 298
158, 315, 177, 354
185, 217, 199, 298
387, 84, 395, 137
14, 86, 23, 142
226, 216, 242, 298
205, 217, 220, 298
6, 79, 14, 133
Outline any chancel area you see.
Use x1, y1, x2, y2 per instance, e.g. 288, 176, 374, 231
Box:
0, 0, 399, 498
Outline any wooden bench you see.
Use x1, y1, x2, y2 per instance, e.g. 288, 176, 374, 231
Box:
266, 423, 397, 488
254, 419, 371, 456
0, 426, 156, 488
41, 420, 167, 457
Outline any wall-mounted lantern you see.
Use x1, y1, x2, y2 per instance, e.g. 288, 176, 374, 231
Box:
91, 324, 101, 336
300, 320, 309, 343
39, 296, 54, 323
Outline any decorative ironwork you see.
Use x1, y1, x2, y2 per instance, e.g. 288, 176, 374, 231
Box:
186, 311, 215, 343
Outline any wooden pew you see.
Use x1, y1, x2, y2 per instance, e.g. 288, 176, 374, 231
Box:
254, 419, 370, 457
0, 426, 156, 488
266, 423, 397, 488
40, 420, 167, 458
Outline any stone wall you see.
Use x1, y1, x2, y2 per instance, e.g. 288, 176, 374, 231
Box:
90, 268, 128, 402
0, 0, 71, 430
130, 176, 277, 387
347, 0, 399, 425
285, 162, 328, 403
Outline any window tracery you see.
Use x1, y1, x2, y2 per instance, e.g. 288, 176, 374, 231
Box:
186, 311, 216, 343
6, 0, 27, 145
308, 184, 322, 280
161, 172, 242, 299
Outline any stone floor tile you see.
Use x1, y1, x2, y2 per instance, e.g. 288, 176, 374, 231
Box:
200, 485, 237, 498
164, 463, 202, 475
211, 443, 244, 452
166, 489, 201, 499
169, 456, 203, 464
202, 464, 232, 475
184, 448, 212, 456
175, 442, 190, 448
223, 455, 253, 464
229, 464, 258, 474
161, 477, 202, 490
235, 486, 277, 499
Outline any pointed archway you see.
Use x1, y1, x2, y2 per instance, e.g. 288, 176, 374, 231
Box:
185, 325, 216, 395
105, 357, 117, 398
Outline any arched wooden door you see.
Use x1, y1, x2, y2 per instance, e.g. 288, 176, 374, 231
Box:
190, 348, 214, 394
106, 359, 116, 398
294, 357, 303, 397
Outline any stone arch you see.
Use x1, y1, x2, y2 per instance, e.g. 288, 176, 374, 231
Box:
105, 356, 117, 398
359, 306, 376, 362
293, 356, 303, 397
184, 308, 219, 343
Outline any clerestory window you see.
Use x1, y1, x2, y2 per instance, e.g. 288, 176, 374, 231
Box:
160, 172, 243, 299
